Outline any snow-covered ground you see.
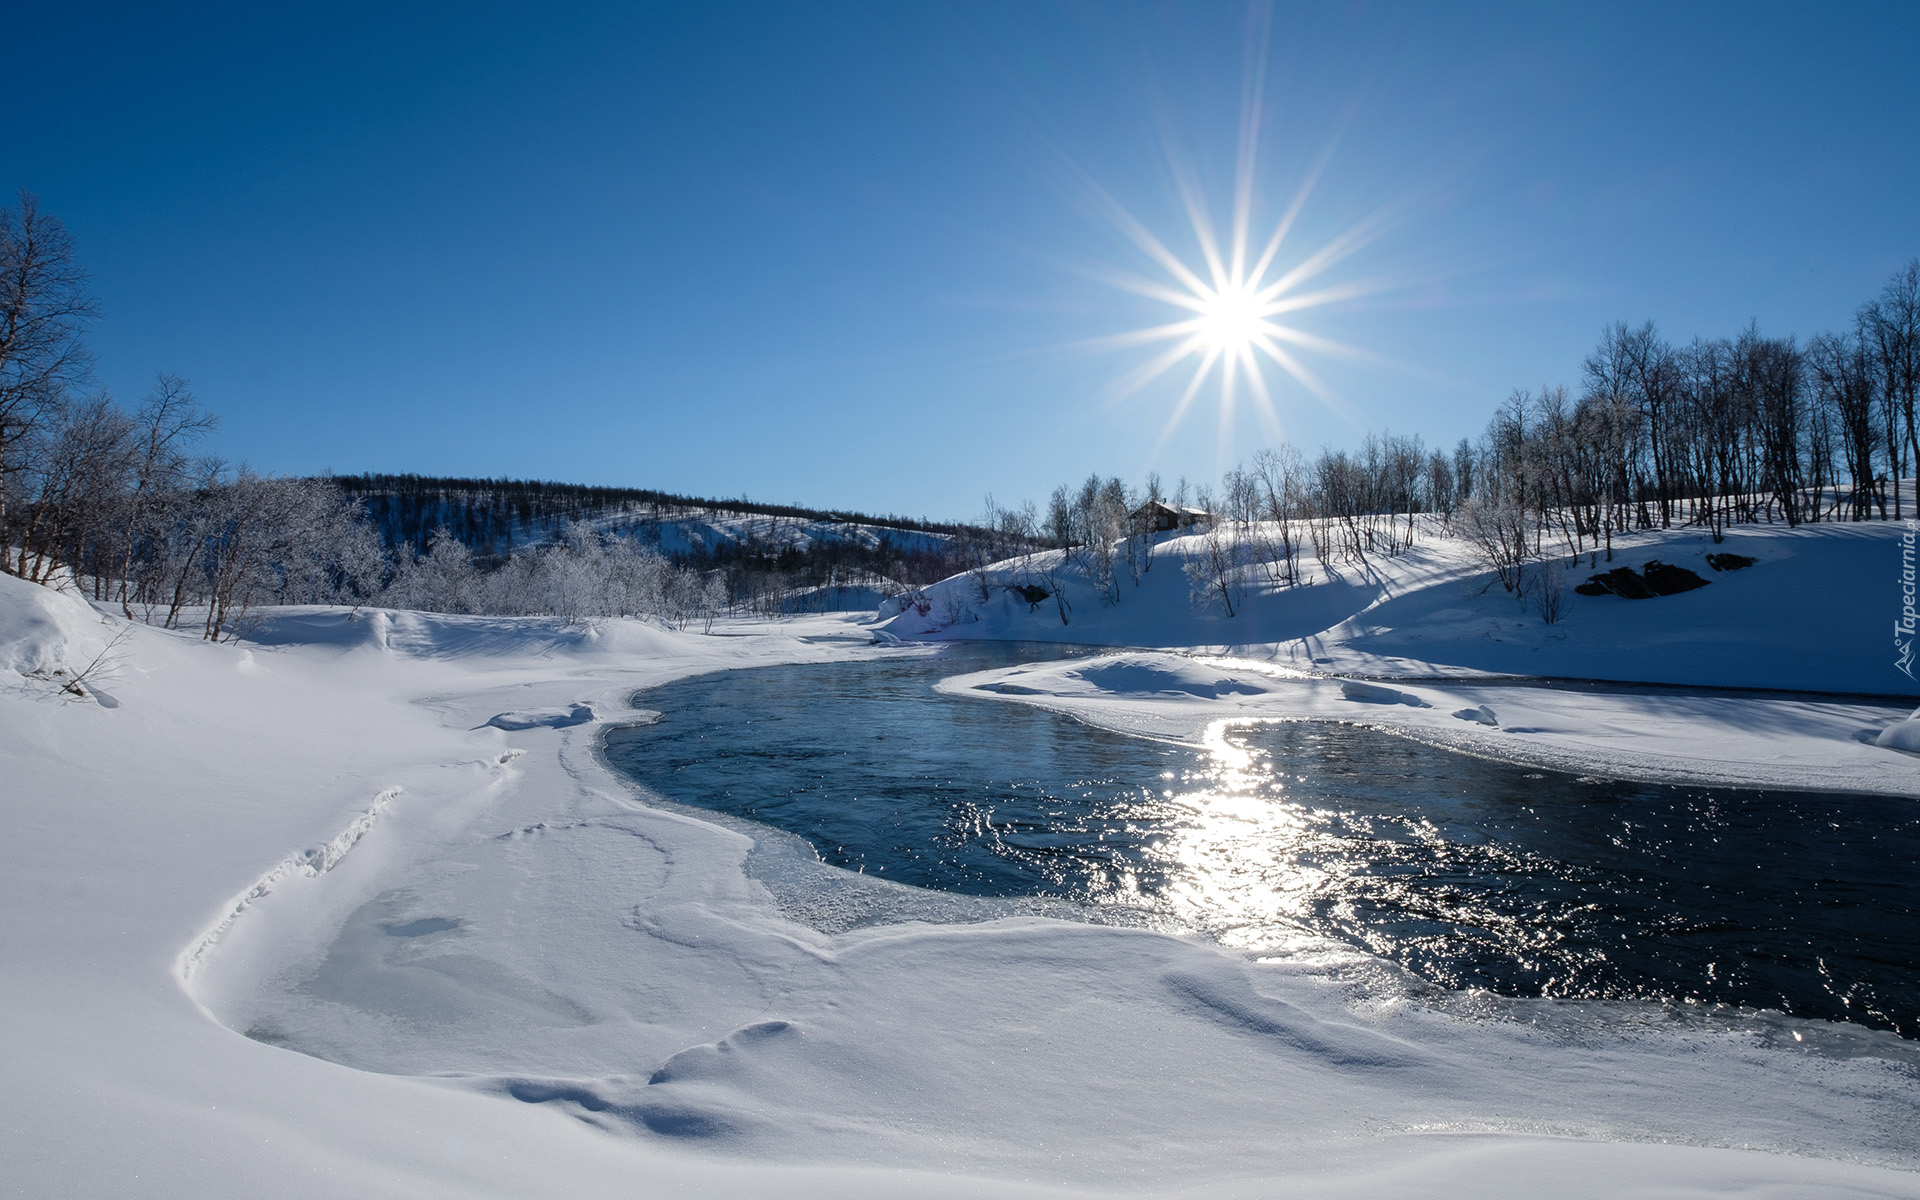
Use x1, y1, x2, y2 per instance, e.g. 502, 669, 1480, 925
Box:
4, 517, 1918, 1198
881, 519, 1917, 697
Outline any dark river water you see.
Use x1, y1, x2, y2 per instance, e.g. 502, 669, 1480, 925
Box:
604, 643, 1920, 1039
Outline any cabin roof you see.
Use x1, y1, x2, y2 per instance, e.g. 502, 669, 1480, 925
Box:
1130, 500, 1212, 518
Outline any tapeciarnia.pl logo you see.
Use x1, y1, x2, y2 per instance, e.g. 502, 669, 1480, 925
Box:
1899, 519, 1918, 679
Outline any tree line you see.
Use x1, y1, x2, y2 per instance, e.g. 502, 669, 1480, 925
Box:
974, 260, 1917, 624
0, 193, 988, 633
334, 471, 972, 560
943, 431, 1447, 624
1475, 270, 1917, 555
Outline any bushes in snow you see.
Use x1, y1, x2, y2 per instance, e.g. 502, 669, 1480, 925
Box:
3, 368, 735, 637
382, 522, 726, 629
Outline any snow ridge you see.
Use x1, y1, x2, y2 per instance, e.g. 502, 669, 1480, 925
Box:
178, 786, 401, 984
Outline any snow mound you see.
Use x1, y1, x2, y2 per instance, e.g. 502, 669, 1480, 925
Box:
1340, 679, 1428, 707
1453, 704, 1500, 727
1874, 719, 1920, 753
1070, 656, 1282, 700
486, 703, 596, 730
0, 571, 114, 681
975, 680, 1047, 695
873, 532, 1390, 650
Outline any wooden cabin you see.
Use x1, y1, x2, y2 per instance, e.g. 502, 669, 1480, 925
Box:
1129, 500, 1212, 532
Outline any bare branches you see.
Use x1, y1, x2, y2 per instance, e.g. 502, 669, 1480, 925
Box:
0, 192, 98, 546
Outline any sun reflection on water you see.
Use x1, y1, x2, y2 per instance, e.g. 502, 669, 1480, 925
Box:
1096, 720, 1334, 950
611, 655, 1920, 1038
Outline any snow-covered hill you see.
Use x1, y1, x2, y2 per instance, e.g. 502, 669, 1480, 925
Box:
338, 474, 965, 567
880, 518, 1917, 698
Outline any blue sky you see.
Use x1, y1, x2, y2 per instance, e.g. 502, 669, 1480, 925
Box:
7, 2, 1917, 519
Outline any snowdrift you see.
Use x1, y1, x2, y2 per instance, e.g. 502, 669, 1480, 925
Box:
0, 570, 116, 683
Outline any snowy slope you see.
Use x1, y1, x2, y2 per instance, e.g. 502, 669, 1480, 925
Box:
881, 520, 1917, 698
4, 566, 1919, 1197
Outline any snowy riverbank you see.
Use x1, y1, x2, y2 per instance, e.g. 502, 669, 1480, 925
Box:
3, 566, 1917, 1198
882, 520, 1920, 699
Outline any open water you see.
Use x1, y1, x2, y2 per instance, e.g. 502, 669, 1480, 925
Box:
605, 643, 1920, 1039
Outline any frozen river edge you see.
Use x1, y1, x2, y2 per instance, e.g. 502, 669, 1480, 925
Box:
3, 575, 1919, 1199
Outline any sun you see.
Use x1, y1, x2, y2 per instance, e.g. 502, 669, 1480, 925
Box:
1073, 158, 1389, 456
1195, 280, 1267, 354
1062, 6, 1402, 454
1074, 140, 1397, 454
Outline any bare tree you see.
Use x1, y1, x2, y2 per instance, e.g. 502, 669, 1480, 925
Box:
113, 375, 217, 613
10, 394, 138, 584
1860, 260, 1920, 520
1250, 445, 1304, 585
1808, 331, 1878, 521
1459, 496, 1530, 599
0, 192, 97, 550
1183, 487, 1238, 617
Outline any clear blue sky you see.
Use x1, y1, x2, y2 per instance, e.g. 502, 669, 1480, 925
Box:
6, 2, 1916, 520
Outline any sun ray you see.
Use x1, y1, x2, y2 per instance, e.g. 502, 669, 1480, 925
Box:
1101, 332, 1213, 408
1258, 322, 1381, 360
1072, 265, 1216, 312
1258, 199, 1404, 301
1261, 276, 1400, 315
1062, 159, 1218, 300
1239, 338, 1282, 433
1149, 347, 1226, 460
1230, 2, 1273, 288
1168, 157, 1230, 292
1250, 334, 1366, 431
1054, 318, 1207, 357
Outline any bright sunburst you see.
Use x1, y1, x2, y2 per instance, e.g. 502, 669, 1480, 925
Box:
1068, 5, 1403, 455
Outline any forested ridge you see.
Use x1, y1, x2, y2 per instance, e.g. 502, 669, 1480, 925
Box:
332, 471, 972, 560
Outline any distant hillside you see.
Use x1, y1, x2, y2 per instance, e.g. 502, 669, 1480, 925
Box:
326, 473, 989, 609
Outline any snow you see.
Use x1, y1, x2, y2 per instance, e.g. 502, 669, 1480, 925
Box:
5, 517, 1920, 1198
1453, 704, 1501, 726
485, 702, 597, 730
894, 520, 1919, 793
944, 652, 1915, 795
0, 570, 113, 680
882, 521, 1917, 698
1877, 718, 1920, 753
1339, 679, 1429, 706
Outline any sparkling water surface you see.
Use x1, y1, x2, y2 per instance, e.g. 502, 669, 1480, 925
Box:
604, 643, 1920, 1038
